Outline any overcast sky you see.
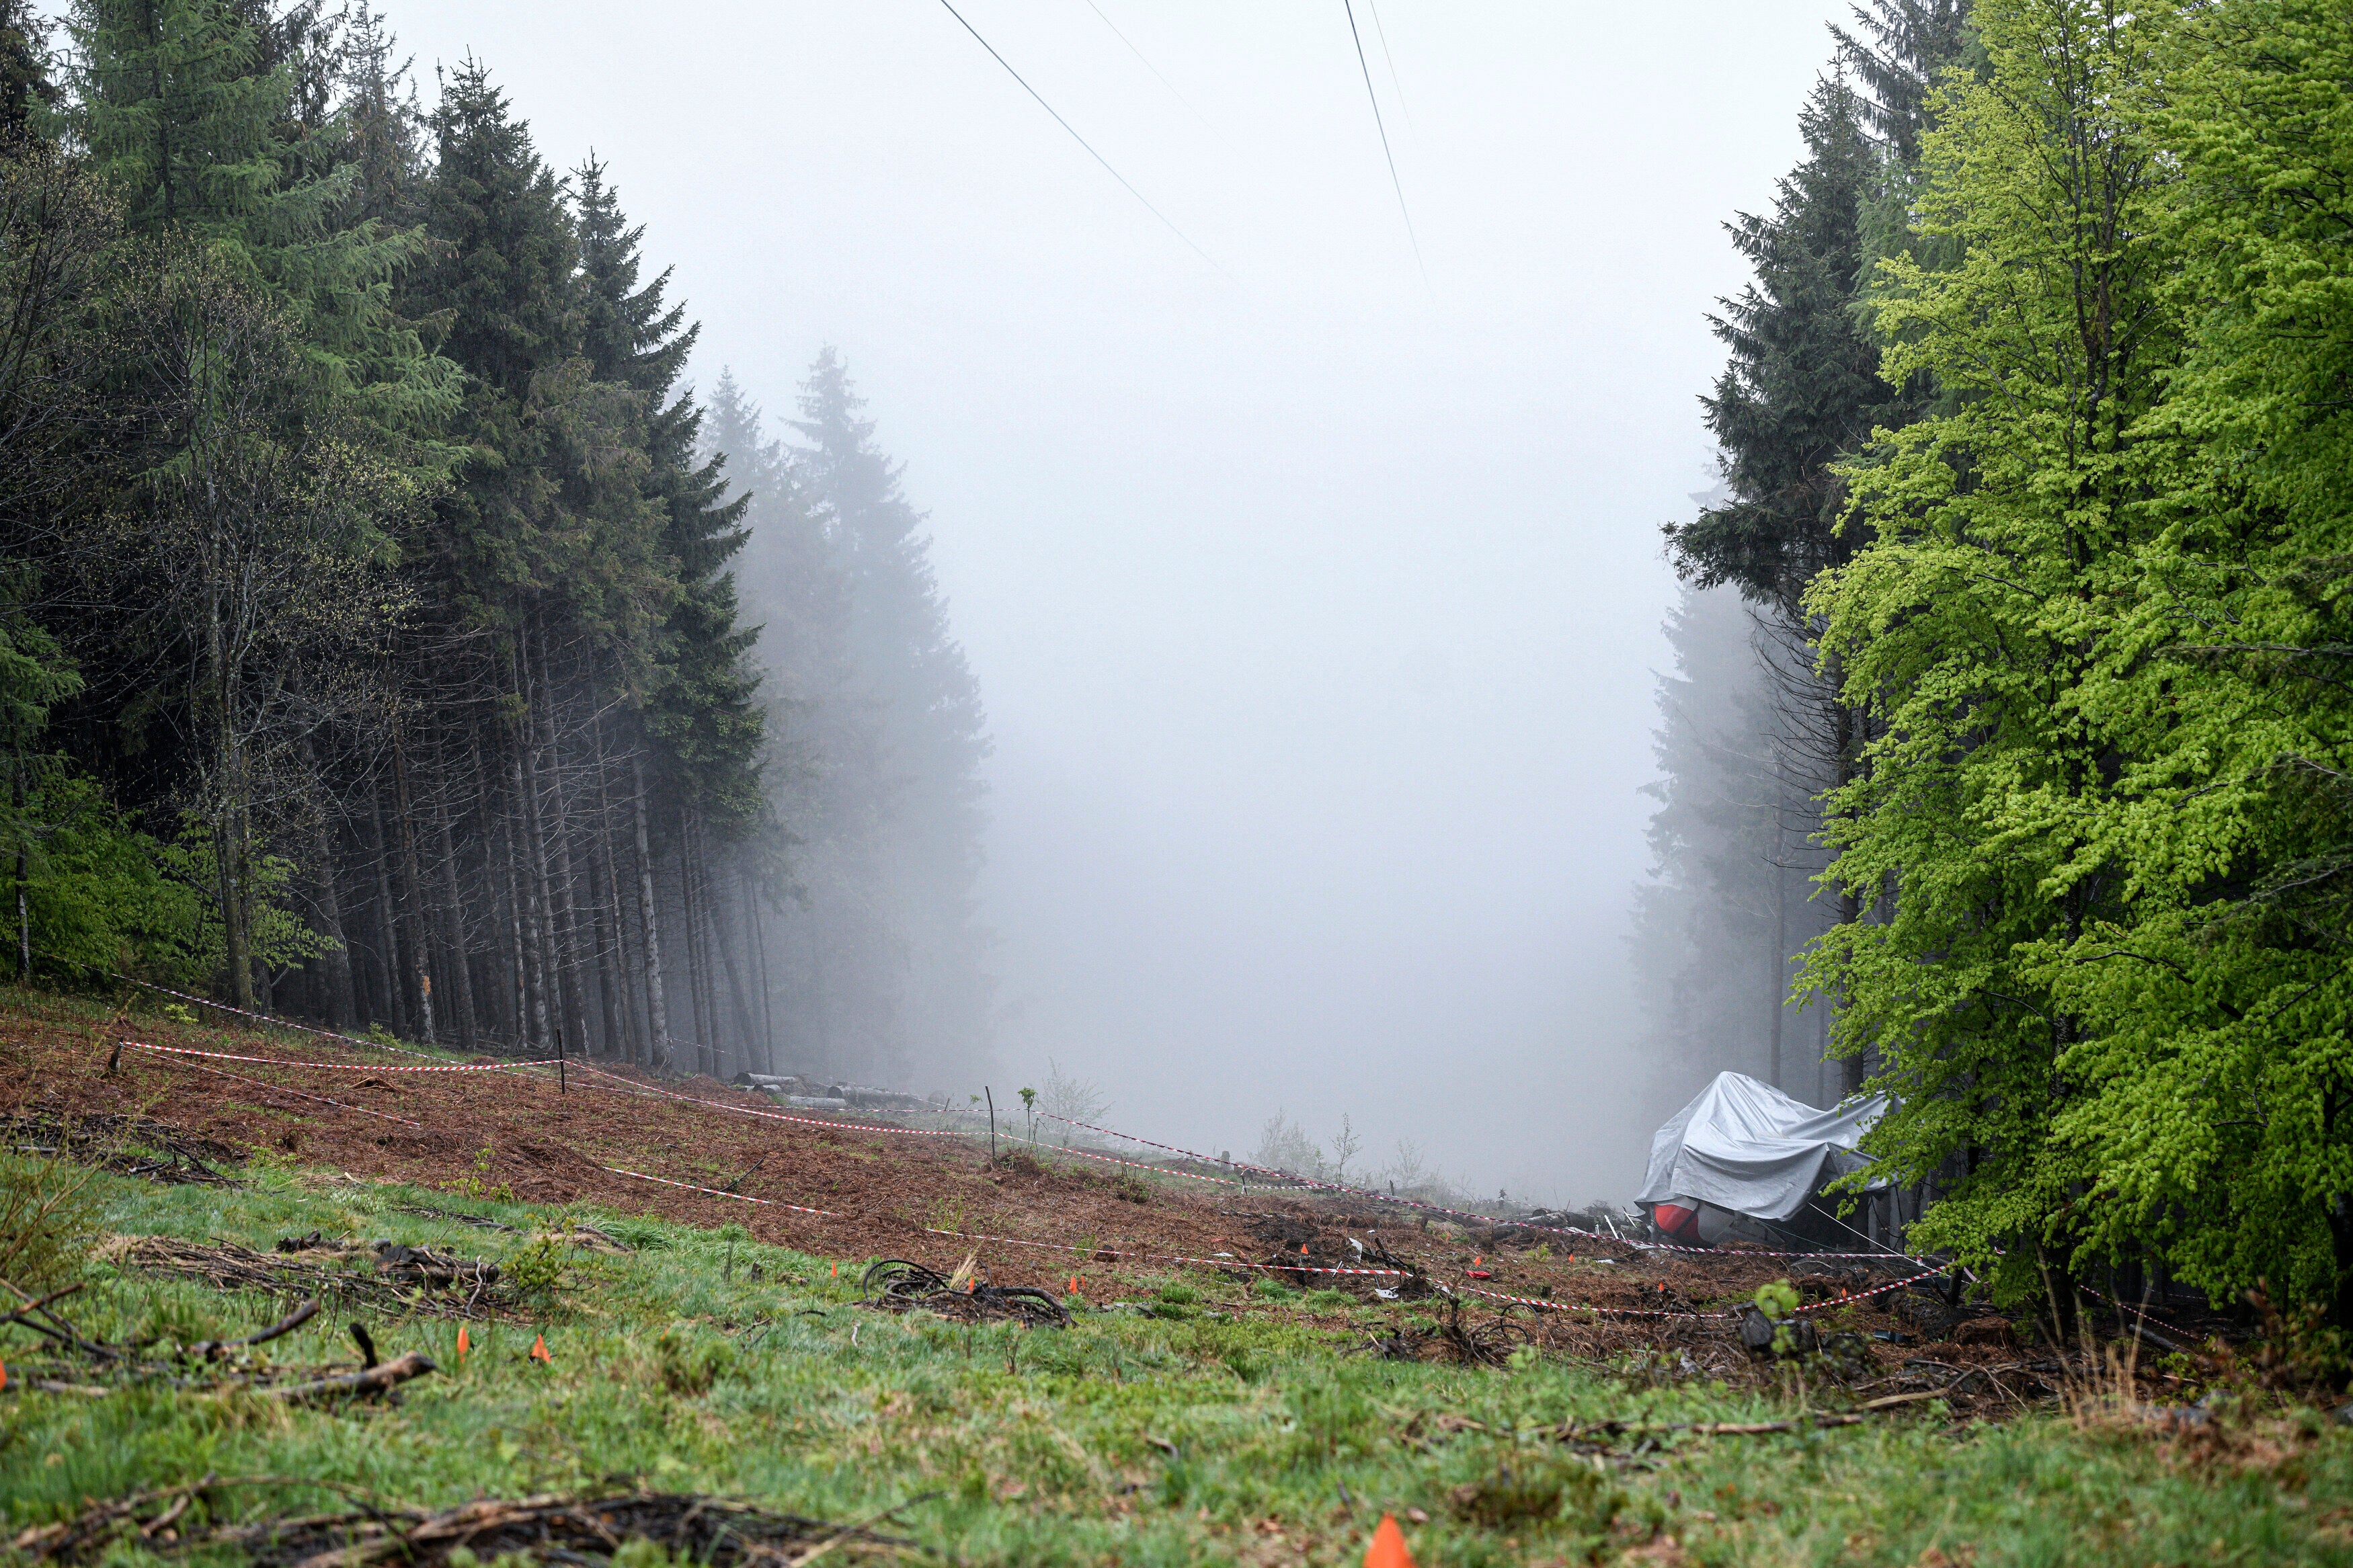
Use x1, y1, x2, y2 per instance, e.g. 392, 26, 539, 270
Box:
336, 0, 1854, 1204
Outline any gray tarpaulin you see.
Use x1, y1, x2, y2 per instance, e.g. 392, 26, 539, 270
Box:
1636, 1071, 1890, 1222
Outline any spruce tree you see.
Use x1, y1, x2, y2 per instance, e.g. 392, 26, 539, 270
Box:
1665, 75, 1890, 617
787, 349, 990, 1083
61, 0, 453, 436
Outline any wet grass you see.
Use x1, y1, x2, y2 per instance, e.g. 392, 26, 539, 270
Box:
4, 1161, 2353, 1565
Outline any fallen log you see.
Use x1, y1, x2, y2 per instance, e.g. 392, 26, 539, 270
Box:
266, 1351, 435, 1403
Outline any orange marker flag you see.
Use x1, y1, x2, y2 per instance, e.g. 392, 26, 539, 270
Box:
1068, 1275, 1078, 1295
529, 1332, 552, 1364
830, 1261, 838, 1280
1365, 1512, 1417, 1568
0, 1361, 8, 1392
456, 1325, 470, 1360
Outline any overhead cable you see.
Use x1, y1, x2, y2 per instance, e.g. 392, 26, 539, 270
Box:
1339, 0, 1429, 292
1080, 0, 1235, 152
1364, 0, 1417, 138
934, 0, 1222, 272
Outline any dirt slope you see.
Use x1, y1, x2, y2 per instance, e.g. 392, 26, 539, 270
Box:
2, 998, 1972, 1366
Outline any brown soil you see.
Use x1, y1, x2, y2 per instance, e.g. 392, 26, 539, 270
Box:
1, 998, 2092, 1405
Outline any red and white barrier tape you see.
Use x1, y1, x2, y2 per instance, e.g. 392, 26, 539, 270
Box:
63, 961, 448, 1060
1455, 1280, 1687, 1318
577, 1063, 968, 1137
600, 1165, 838, 1217
171, 1056, 424, 1128
72, 966, 1945, 1280
120, 1040, 559, 1073
2076, 1280, 2197, 1342
923, 1227, 1406, 1278
1459, 1264, 1946, 1321
1003, 1136, 1241, 1187
1790, 1266, 1947, 1315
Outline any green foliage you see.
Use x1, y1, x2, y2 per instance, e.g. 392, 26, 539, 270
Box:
61, 0, 458, 440
506, 1235, 569, 1301
1798, 0, 2353, 1321
651, 1321, 732, 1396
151, 815, 327, 980
1753, 1278, 1800, 1321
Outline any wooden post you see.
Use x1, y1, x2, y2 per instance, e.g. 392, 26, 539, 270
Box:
556, 1027, 567, 1094
985, 1087, 997, 1163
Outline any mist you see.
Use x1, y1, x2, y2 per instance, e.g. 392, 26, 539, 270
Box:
354, 0, 1863, 1204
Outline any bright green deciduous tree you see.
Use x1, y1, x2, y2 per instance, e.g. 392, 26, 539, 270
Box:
2021, 0, 2353, 1323
1803, 0, 2184, 1305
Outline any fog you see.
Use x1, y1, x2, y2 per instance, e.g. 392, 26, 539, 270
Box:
372, 0, 1859, 1205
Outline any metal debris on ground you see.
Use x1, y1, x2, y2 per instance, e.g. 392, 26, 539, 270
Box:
10, 1484, 930, 1567
1360, 1292, 1533, 1366
861, 1257, 1070, 1327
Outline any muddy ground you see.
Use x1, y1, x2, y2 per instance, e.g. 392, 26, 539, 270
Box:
1, 997, 2188, 1411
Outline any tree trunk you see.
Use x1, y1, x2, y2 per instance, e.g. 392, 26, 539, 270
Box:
631, 753, 670, 1069
497, 801, 528, 1046
390, 729, 436, 1045
218, 813, 253, 1009
298, 742, 355, 1029
508, 735, 550, 1051
678, 813, 709, 1075
434, 785, 477, 1053
530, 628, 592, 1061
712, 865, 758, 1077
1770, 858, 1788, 1094
586, 826, 623, 1058
594, 736, 638, 1062
366, 791, 407, 1036
745, 866, 775, 1075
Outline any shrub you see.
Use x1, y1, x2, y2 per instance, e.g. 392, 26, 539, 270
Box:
0, 1149, 104, 1297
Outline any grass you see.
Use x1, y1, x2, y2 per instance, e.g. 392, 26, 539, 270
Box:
4, 1161, 2352, 1566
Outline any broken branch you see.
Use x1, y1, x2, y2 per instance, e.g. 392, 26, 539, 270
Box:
266, 1351, 436, 1403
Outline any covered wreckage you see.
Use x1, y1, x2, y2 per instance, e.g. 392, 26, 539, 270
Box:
1637, 1071, 1889, 1247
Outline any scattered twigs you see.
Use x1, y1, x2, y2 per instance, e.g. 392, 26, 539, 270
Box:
120, 1236, 514, 1321
1549, 1389, 1946, 1446
782, 1490, 943, 1567
0, 1282, 88, 1334
2, 1112, 241, 1186
11, 1476, 383, 1562
24, 1488, 926, 1568
1434, 1291, 1532, 1366
1353, 1293, 1533, 1366
0, 1276, 120, 1361
393, 1204, 524, 1233
186, 1298, 319, 1360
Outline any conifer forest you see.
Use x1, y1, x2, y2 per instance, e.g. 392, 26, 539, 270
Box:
0, 0, 990, 1093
